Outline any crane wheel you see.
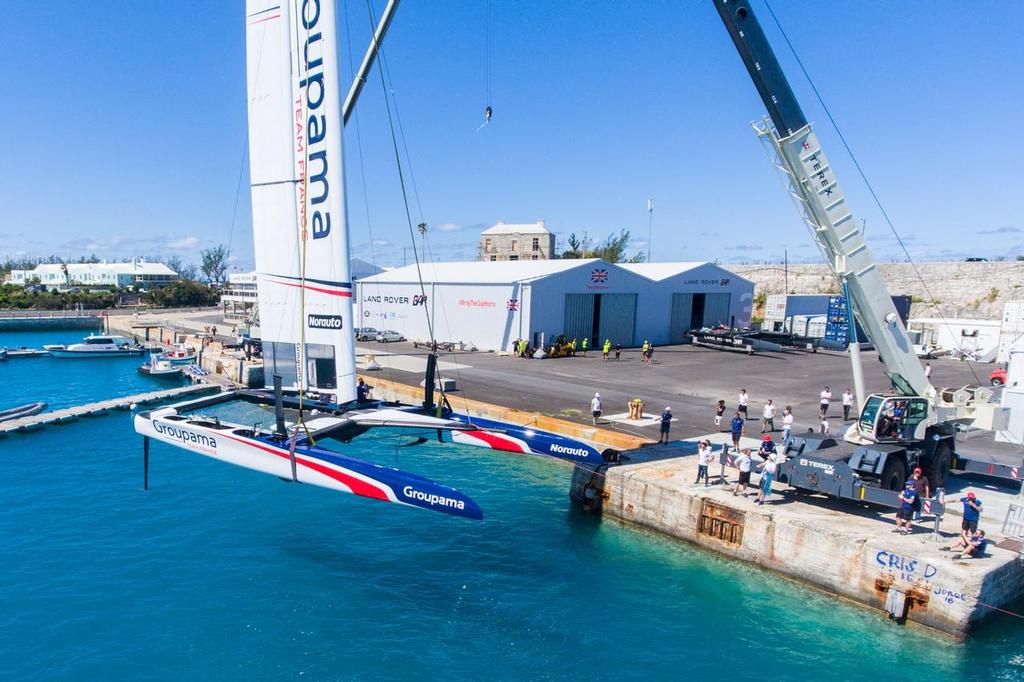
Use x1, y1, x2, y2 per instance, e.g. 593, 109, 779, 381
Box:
921, 442, 952, 487
880, 457, 908, 492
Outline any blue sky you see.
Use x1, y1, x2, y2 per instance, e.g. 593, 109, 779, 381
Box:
1, 1, 1021, 273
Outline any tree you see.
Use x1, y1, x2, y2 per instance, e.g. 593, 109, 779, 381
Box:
560, 229, 643, 262
144, 280, 220, 307
162, 255, 200, 281
200, 244, 230, 284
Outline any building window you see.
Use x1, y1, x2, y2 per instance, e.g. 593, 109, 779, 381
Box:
531, 255, 539, 260
484, 238, 492, 252
511, 240, 517, 252
489, 255, 497, 261
509, 255, 519, 261
532, 237, 540, 251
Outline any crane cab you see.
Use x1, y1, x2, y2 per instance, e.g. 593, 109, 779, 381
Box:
857, 395, 930, 443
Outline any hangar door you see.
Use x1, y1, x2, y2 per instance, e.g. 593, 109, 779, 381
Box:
563, 293, 637, 346
669, 292, 732, 343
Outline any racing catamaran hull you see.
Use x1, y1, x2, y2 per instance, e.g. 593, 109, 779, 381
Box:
136, 408, 483, 520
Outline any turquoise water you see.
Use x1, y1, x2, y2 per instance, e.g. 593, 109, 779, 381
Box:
2, 329, 1022, 680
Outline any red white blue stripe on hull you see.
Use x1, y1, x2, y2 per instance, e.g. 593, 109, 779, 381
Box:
136, 411, 483, 520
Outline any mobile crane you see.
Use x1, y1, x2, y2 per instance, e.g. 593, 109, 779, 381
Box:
712, 0, 1015, 502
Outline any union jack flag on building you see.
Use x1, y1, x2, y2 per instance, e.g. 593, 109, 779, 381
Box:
507, 299, 519, 311
591, 268, 608, 283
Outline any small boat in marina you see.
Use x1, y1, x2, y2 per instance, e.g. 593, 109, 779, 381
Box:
2, 347, 50, 358
159, 346, 197, 365
138, 356, 183, 378
0, 401, 47, 422
47, 335, 146, 358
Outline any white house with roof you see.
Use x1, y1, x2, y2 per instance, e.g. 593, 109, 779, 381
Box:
355, 259, 753, 351
478, 220, 556, 261
9, 260, 178, 290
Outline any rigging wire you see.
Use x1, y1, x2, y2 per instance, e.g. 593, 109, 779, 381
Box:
363, 0, 438, 351
761, 0, 984, 388
343, 0, 399, 390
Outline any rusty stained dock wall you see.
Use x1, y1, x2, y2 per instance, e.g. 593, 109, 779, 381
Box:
602, 464, 1024, 640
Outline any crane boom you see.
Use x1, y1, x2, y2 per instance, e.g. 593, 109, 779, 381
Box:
713, 0, 930, 398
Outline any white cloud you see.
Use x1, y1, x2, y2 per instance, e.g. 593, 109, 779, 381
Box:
435, 222, 461, 232
166, 236, 201, 250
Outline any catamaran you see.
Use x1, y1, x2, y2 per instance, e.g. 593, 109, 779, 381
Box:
134, 0, 605, 520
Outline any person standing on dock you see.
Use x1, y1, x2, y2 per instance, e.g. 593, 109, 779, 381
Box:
581, 337, 588, 357
730, 412, 745, 450
695, 439, 712, 486
761, 399, 777, 433
591, 392, 602, 425
842, 388, 854, 421
910, 467, 930, 521
614, 343, 622, 361
733, 448, 753, 496
925, 362, 933, 380
755, 453, 778, 505
959, 492, 983, 546
715, 399, 726, 431
781, 406, 794, 448
737, 389, 749, 420
819, 386, 832, 418
659, 406, 672, 443
895, 481, 917, 534
602, 339, 611, 361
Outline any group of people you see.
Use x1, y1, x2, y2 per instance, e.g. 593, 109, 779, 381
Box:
728, 434, 779, 505
722, 386, 856, 446
894, 475, 987, 559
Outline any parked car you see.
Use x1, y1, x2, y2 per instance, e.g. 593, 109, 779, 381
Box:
375, 330, 405, 343
355, 327, 378, 341
991, 367, 1007, 386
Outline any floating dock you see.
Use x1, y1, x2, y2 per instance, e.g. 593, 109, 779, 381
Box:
0, 384, 220, 435
576, 438, 1024, 640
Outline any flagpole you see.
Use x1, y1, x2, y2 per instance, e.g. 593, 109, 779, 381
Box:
647, 198, 654, 262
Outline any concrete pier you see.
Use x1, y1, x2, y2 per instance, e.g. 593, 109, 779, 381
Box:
592, 439, 1024, 640
0, 311, 103, 331
0, 384, 220, 435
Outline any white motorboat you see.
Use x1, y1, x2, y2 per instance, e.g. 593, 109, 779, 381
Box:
159, 345, 197, 365
138, 356, 183, 378
47, 335, 146, 358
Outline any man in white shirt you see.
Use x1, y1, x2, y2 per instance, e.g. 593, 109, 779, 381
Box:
733, 448, 753, 496
738, 389, 749, 420
761, 399, 777, 433
695, 439, 713, 486
782, 406, 794, 448
842, 388, 854, 421
590, 392, 602, 425
819, 386, 832, 418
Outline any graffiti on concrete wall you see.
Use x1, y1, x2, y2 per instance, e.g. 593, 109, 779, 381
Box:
875, 550, 939, 582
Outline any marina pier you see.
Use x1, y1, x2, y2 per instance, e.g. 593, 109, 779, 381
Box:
0, 384, 220, 435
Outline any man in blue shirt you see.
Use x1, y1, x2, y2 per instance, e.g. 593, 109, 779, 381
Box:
730, 412, 745, 450
758, 434, 776, 459
959, 492, 983, 545
659, 407, 672, 444
894, 481, 917, 534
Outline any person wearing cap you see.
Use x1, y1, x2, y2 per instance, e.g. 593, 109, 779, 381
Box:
590, 392, 602, 425
894, 481, 917, 534
959, 492, 983, 545
695, 439, 713, 486
758, 433, 777, 460
910, 467, 930, 521
755, 452, 778, 505
659, 406, 672, 444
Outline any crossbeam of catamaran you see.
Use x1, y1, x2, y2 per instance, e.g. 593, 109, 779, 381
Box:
135, 0, 605, 520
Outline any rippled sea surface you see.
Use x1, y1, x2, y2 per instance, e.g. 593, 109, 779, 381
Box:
2, 330, 1022, 680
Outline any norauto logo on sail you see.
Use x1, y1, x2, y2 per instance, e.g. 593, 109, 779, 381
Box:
296, 0, 331, 240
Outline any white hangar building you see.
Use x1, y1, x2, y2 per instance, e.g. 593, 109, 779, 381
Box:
354, 259, 752, 352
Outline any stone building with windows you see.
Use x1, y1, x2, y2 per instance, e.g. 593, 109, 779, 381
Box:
478, 220, 556, 261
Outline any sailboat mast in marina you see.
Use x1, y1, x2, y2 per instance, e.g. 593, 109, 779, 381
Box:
133, 0, 609, 520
